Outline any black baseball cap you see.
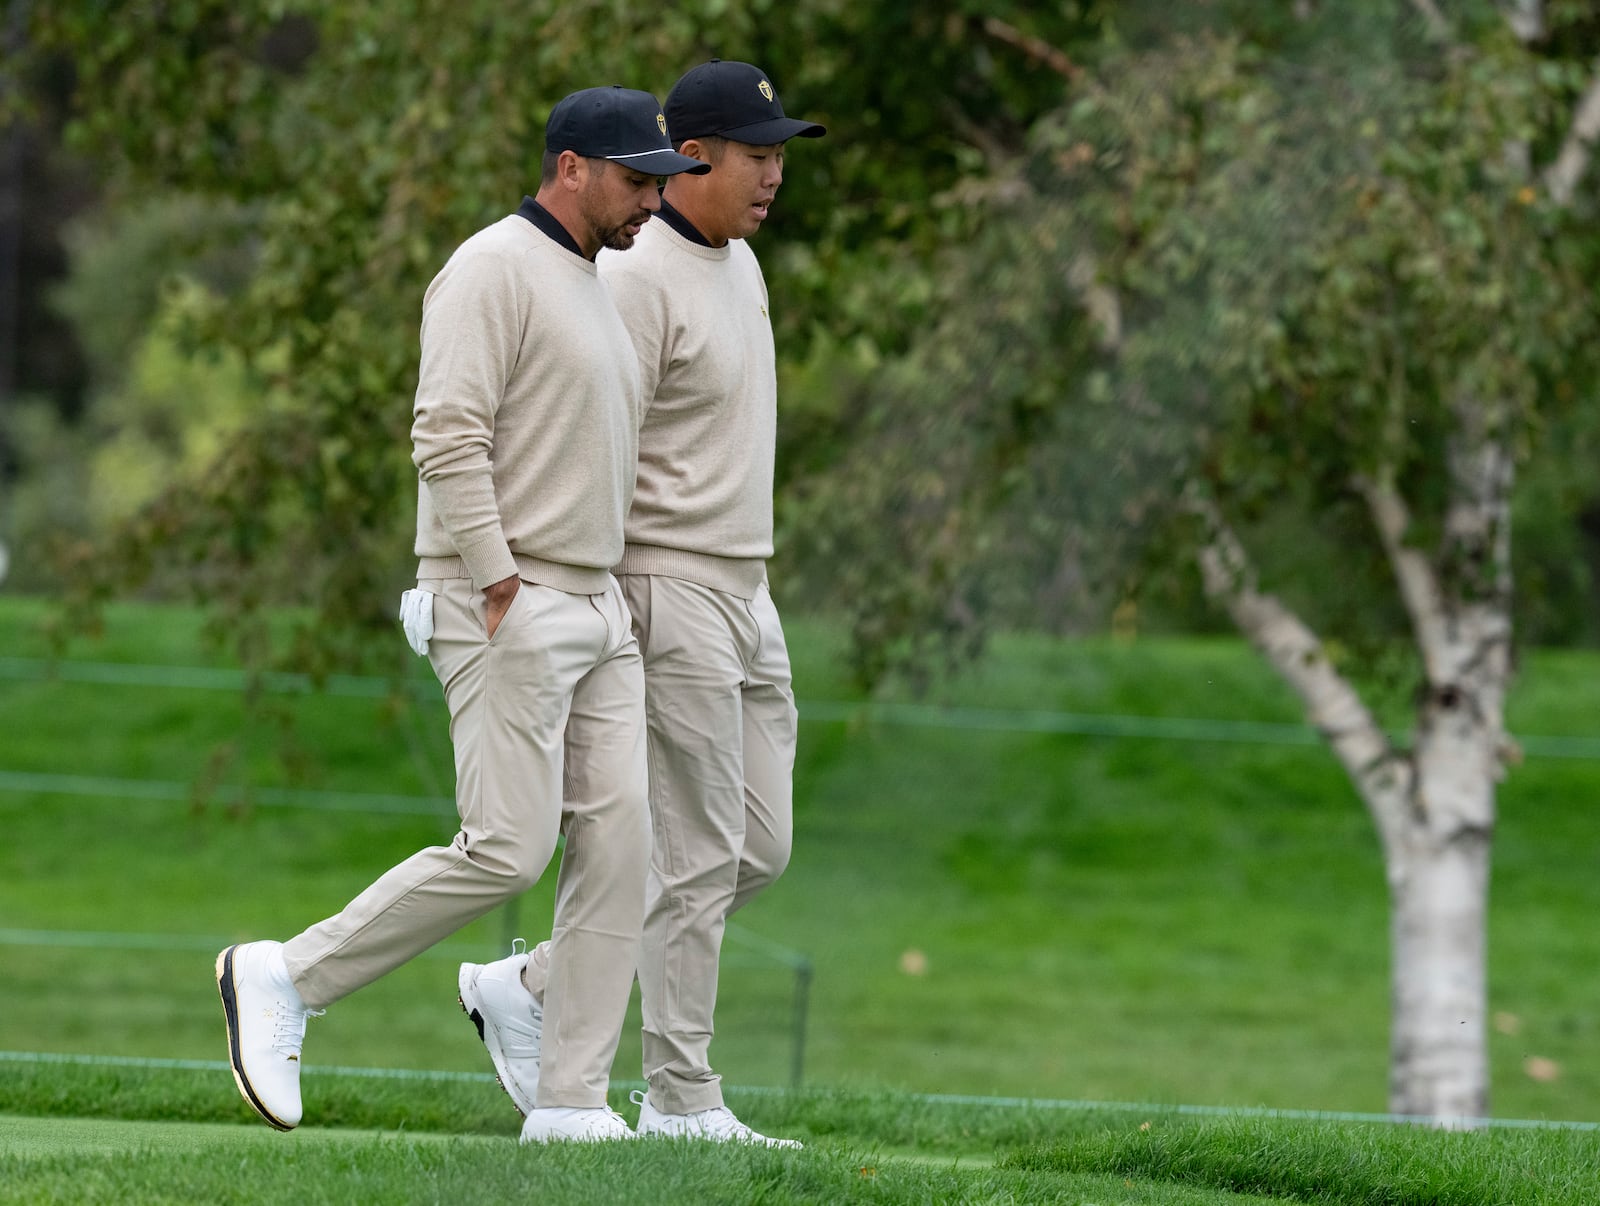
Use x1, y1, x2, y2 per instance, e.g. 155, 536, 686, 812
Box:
664, 60, 826, 145
546, 86, 711, 176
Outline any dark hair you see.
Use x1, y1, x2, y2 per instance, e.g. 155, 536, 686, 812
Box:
541, 149, 612, 185
678, 134, 725, 165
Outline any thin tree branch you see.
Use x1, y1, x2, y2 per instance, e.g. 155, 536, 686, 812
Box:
980, 16, 1082, 82
1544, 59, 1600, 208
1352, 471, 1451, 683
1187, 491, 1410, 850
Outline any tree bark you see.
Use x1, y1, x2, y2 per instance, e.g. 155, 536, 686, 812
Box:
1398, 408, 1512, 1118
1190, 492, 1407, 853
1544, 58, 1600, 207
1388, 727, 1493, 1121
1193, 425, 1511, 1122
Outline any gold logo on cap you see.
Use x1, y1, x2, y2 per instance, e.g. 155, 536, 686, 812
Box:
758, 80, 774, 102
657, 113, 667, 135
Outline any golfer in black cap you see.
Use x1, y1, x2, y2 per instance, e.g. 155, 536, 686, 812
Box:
221, 86, 707, 1146
457, 59, 824, 1149
608, 67, 822, 1147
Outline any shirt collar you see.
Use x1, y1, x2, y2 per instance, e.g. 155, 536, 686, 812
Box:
656, 196, 716, 248
515, 196, 587, 260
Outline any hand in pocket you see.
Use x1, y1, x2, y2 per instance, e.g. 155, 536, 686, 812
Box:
484, 574, 521, 639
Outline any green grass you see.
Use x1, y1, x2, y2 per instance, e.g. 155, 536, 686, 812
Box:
2, 594, 1599, 1133
1, 1113, 1289, 1206
1005, 1115, 1600, 1205
4, 595, 1600, 1200
2, 1095, 1596, 1204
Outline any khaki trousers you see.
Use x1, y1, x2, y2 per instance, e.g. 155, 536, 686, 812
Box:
621, 575, 798, 1114
282, 575, 649, 1108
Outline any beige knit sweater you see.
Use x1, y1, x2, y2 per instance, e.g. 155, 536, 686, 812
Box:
411, 214, 642, 594
599, 217, 775, 599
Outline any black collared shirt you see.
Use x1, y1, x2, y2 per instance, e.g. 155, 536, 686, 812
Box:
656, 197, 716, 248
515, 196, 586, 260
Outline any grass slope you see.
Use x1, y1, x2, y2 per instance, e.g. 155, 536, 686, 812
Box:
1, 596, 1598, 1128
0, 1116, 1279, 1206
1006, 1115, 1600, 1205
3, 1104, 1596, 1205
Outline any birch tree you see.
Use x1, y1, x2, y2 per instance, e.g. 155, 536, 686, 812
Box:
785, 17, 1600, 1121
1180, 4, 1600, 1121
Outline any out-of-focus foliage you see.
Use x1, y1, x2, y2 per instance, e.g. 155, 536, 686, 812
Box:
24, 0, 1099, 671
2, 196, 258, 590
51, 196, 255, 382
780, 13, 1600, 685
3, 278, 267, 594
0, 45, 96, 430
1515, 405, 1600, 646
14, 1, 1600, 681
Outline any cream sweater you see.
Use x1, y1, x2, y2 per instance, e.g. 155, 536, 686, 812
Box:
598, 217, 775, 599
411, 214, 641, 594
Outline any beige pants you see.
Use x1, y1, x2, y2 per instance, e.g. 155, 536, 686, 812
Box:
282, 574, 649, 1108
621, 574, 798, 1114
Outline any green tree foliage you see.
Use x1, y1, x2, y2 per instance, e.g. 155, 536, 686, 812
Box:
3, 197, 261, 593
2, 292, 264, 593
27, 0, 1098, 672
21, 3, 1600, 678
781, 12, 1600, 684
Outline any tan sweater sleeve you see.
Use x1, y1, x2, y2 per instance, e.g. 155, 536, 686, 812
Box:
410, 245, 524, 589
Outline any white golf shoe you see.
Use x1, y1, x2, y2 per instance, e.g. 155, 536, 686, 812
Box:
215, 941, 321, 1131
519, 1105, 636, 1143
632, 1090, 802, 1148
457, 949, 542, 1115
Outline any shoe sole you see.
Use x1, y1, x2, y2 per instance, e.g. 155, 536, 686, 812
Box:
457, 963, 535, 1117
215, 946, 297, 1132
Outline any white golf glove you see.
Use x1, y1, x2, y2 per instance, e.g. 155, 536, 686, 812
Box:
398, 588, 435, 656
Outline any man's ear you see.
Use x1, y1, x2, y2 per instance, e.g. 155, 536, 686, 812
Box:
557, 148, 586, 190
677, 138, 713, 166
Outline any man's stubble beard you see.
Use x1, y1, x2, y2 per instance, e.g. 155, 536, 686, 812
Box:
598, 211, 649, 252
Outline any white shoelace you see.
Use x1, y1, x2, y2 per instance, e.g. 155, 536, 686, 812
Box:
581, 1107, 632, 1138
270, 1003, 324, 1058
694, 1107, 756, 1140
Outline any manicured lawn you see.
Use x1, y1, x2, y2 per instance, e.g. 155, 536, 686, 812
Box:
1, 595, 1597, 1126
3, 1099, 1595, 1205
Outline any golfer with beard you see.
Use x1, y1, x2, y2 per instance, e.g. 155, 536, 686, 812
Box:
217, 86, 709, 1145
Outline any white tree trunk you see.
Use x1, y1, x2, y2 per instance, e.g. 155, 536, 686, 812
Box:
1192, 410, 1512, 1121
1387, 792, 1492, 1121
1381, 406, 1513, 1121
1387, 633, 1503, 1119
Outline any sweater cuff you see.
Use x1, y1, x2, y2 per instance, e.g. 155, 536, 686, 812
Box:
454, 531, 519, 591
